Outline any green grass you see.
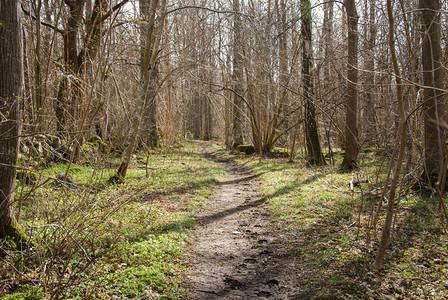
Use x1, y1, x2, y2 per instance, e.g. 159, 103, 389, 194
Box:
2, 144, 226, 299
214, 145, 448, 299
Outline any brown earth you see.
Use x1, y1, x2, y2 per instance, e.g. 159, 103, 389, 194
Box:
184, 145, 311, 299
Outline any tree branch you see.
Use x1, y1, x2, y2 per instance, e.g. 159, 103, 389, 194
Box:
21, 5, 66, 35
166, 5, 252, 18
98, 0, 130, 25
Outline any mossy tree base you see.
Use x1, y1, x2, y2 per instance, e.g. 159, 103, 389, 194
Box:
340, 157, 358, 172
1, 219, 35, 251
108, 162, 128, 184
236, 144, 256, 155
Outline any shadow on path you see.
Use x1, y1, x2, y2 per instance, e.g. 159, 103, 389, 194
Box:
186, 144, 308, 299
198, 197, 267, 226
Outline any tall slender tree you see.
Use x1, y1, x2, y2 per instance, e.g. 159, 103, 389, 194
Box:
140, 0, 160, 148
341, 0, 359, 170
232, 0, 244, 148
362, 0, 377, 146
301, 0, 325, 165
372, 0, 408, 270
110, 0, 167, 182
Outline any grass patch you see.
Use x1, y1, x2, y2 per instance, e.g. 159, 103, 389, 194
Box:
2, 144, 226, 299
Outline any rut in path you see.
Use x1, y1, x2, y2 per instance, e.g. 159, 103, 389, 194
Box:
185, 146, 308, 299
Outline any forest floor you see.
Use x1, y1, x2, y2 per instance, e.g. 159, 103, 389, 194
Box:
2, 142, 448, 299
184, 144, 309, 299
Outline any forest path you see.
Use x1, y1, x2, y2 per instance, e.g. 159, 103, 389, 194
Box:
184, 144, 307, 299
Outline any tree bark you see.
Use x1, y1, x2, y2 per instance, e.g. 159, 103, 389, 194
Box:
32, 0, 44, 130
363, 0, 377, 147
140, 0, 161, 148
204, 96, 212, 141
322, 0, 335, 164
0, 0, 29, 246
232, 0, 244, 148
420, 0, 446, 186
341, 0, 359, 170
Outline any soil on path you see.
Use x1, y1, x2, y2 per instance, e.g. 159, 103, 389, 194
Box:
184, 145, 309, 299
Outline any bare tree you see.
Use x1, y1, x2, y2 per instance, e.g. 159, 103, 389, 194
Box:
110, 0, 167, 182
301, 0, 325, 165
420, 0, 446, 186
362, 0, 377, 147
232, 0, 244, 148
140, 0, 160, 148
372, 0, 408, 270
341, 0, 359, 170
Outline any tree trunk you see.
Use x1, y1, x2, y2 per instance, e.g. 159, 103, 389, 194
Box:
322, 0, 335, 164
372, 0, 408, 271
32, 0, 44, 131
189, 91, 201, 138
225, 88, 233, 148
142, 69, 160, 148
0, 0, 30, 246
420, 0, 446, 186
140, 0, 161, 148
110, 0, 166, 182
363, 0, 377, 147
301, 0, 325, 166
204, 96, 212, 141
341, 0, 359, 170
232, 0, 244, 148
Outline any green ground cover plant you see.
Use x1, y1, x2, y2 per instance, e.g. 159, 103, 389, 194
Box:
1, 145, 226, 299
213, 145, 448, 299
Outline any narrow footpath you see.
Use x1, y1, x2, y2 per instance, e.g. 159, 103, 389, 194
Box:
185, 145, 308, 299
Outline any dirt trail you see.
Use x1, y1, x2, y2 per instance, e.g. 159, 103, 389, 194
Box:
185, 145, 308, 299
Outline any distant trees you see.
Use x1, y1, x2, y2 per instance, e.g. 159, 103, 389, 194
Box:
0, 0, 445, 190
5, 0, 444, 173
